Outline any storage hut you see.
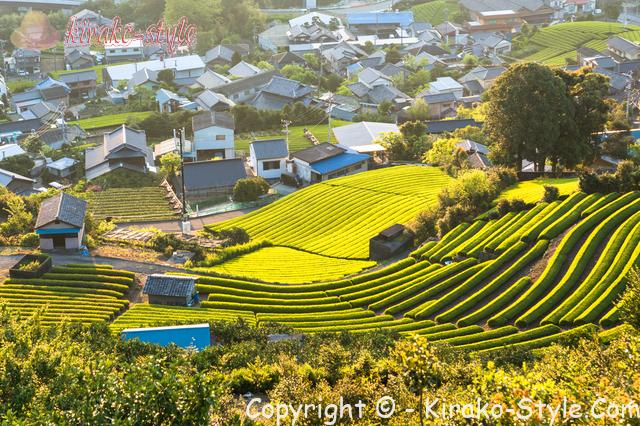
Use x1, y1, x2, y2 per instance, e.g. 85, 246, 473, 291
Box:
143, 274, 197, 306
369, 224, 414, 260
35, 192, 87, 250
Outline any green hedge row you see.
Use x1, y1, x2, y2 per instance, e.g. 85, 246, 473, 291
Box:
415, 242, 527, 321
439, 326, 519, 346
516, 198, 640, 327
456, 213, 515, 258
353, 319, 437, 334
580, 192, 621, 217
457, 324, 561, 352
409, 241, 437, 259
546, 210, 640, 325
405, 264, 486, 319
64, 263, 114, 269
4, 279, 128, 294
0, 286, 124, 299
208, 293, 340, 307
457, 277, 531, 327
520, 193, 586, 242
408, 323, 457, 336
201, 301, 353, 314
598, 306, 620, 328
373, 259, 478, 313
197, 284, 328, 300
272, 314, 395, 329
428, 221, 486, 263
417, 223, 470, 259
43, 273, 134, 286
419, 325, 484, 341
465, 212, 525, 258
495, 202, 554, 251
478, 324, 598, 355
436, 240, 547, 324
538, 193, 599, 240
298, 318, 413, 333
52, 266, 135, 279
256, 309, 371, 323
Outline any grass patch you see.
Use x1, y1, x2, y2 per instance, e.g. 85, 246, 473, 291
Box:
499, 178, 579, 204
235, 120, 349, 153
69, 111, 154, 130
49, 64, 108, 84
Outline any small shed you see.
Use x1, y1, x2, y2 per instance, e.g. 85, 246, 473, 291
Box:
369, 224, 414, 261
143, 274, 197, 306
121, 323, 211, 350
35, 192, 87, 250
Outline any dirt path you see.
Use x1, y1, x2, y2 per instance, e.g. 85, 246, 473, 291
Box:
115, 208, 257, 233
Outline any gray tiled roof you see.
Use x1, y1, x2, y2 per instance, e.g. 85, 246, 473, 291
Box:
143, 274, 196, 297
192, 111, 235, 132
292, 142, 345, 164
260, 76, 314, 99
182, 159, 247, 190
58, 69, 97, 84
251, 139, 288, 160
35, 192, 87, 229
0, 118, 43, 134
422, 92, 456, 103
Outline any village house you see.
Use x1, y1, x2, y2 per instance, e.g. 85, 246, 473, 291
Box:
228, 61, 262, 78
156, 88, 197, 113
249, 139, 289, 179
0, 144, 26, 161
258, 23, 292, 52
608, 36, 640, 61
11, 77, 70, 113
143, 275, 198, 306
84, 125, 155, 180
289, 142, 369, 185
0, 168, 35, 195
103, 55, 206, 88
64, 49, 95, 70
105, 39, 144, 64
417, 92, 458, 119
423, 76, 464, 99
250, 76, 315, 111
458, 66, 505, 95
204, 45, 236, 66
58, 69, 97, 99
46, 157, 78, 178
346, 12, 414, 38
269, 51, 307, 70
191, 111, 235, 161
195, 69, 231, 90
180, 158, 247, 200
154, 136, 193, 160
195, 90, 235, 112
209, 70, 278, 104
0, 118, 44, 144
332, 121, 396, 157
12, 48, 41, 75
34, 192, 87, 250
20, 101, 60, 122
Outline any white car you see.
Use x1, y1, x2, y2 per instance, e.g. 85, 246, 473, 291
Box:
17, 70, 28, 76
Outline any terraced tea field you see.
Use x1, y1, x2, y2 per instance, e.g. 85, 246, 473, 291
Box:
209, 166, 452, 259
0, 264, 133, 325
190, 190, 640, 352
87, 187, 179, 223
517, 21, 640, 65
498, 177, 579, 203
194, 247, 376, 284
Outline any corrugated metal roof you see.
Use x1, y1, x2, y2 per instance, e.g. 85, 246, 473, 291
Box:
182, 159, 246, 190
346, 12, 414, 26
251, 139, 288, 160
35, 192, 87, 228
143, 274, 196, 297
311, 152, 370, 174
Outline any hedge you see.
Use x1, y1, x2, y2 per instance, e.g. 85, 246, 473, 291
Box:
298, 318, 413, 333
43, 273, 134, 286
457, 213, 516, 257
519, 193, 586, 242
63, 264, 114, 269
495, 202, 555, 251
440, 326, 519, 346
275, 315, 395, 329
484, 205, 547, 252
408, 323, 457, 336
4, 279, 129, 294
546, 211, 640, 325
353, 319, 437, 334
0, 286, 124, 298
580, 192, 620, 217
415, 242, 527, 321
428, 220, 486, 262
51, 266, 135, 279
457, 277, 531, 327
373, 258, 478, 313
409, 241, 437, 258
457, 324, 561, 352
516, 198, 640, 327
478, 324, 598, 355
256, 308, 372, 323
197, 284, 328, 300
418, 223, 470, 259
200, 301, 353, 314
405, 263, 486, 319
419, 325, 484, 341
598, 323, 637, 343
208, 294, 341, 307
598, 306, 621, 328
538, 193, 600, 240
436, 241, 547, 325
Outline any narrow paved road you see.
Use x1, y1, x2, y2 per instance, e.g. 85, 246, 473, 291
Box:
115, 208, 256, 233
0, 253, 183, 275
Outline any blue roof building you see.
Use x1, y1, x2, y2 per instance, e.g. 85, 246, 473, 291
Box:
121, 323, 211, 351
291, 142, 370, 184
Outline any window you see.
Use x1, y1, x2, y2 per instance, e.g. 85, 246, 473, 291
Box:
263, 160, 280, 170
215, 135, 225, 141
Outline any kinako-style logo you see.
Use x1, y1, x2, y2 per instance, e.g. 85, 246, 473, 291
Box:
11, 11, 60, 50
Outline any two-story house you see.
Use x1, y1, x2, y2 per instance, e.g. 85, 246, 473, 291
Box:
191, 111, 235, 161
12, 48, 41, 75
105, 39, 144, 64
58, 69, 97, 99
84, 125, 155, 180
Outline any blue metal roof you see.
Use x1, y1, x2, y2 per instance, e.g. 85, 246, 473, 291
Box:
311, 152, 370, 175
346, 12, 414, 26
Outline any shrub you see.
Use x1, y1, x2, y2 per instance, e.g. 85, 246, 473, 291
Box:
218, 227, 250, 247
542, 185, 559, 202
618, 267, 640, 329
232, 177, 270, 202
19, 233, 39, 247
164, 245, 174, 258
487, 166, 518, 190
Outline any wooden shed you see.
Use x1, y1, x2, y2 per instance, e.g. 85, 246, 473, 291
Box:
143, 274, 197, 306
369, 224, 414, 261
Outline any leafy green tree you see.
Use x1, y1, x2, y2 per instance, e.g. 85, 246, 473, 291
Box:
160, 152, 182, 179
280, 64, 317, 85
485, 63, 573, 171
22, 134, 43, 154
404, 99, 430, 122
619, 268, 640, 329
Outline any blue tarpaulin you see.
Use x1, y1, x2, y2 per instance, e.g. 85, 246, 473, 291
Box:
346, 12, 414, 27
121, 323, 211, 350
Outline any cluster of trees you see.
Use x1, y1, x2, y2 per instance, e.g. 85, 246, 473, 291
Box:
232, 103, 326, 134
0, 307, 638, 423
485, 64, 611, 172
410, 167, 517, 241
0, 186, 56, 246
579, 160, 640, 193
377, 121, 434, 162
232, 177, 270, 202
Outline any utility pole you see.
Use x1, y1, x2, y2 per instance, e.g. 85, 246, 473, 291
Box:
327, 93, 334, 144
176, 127, 190, 234
282, 119, 291, 152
